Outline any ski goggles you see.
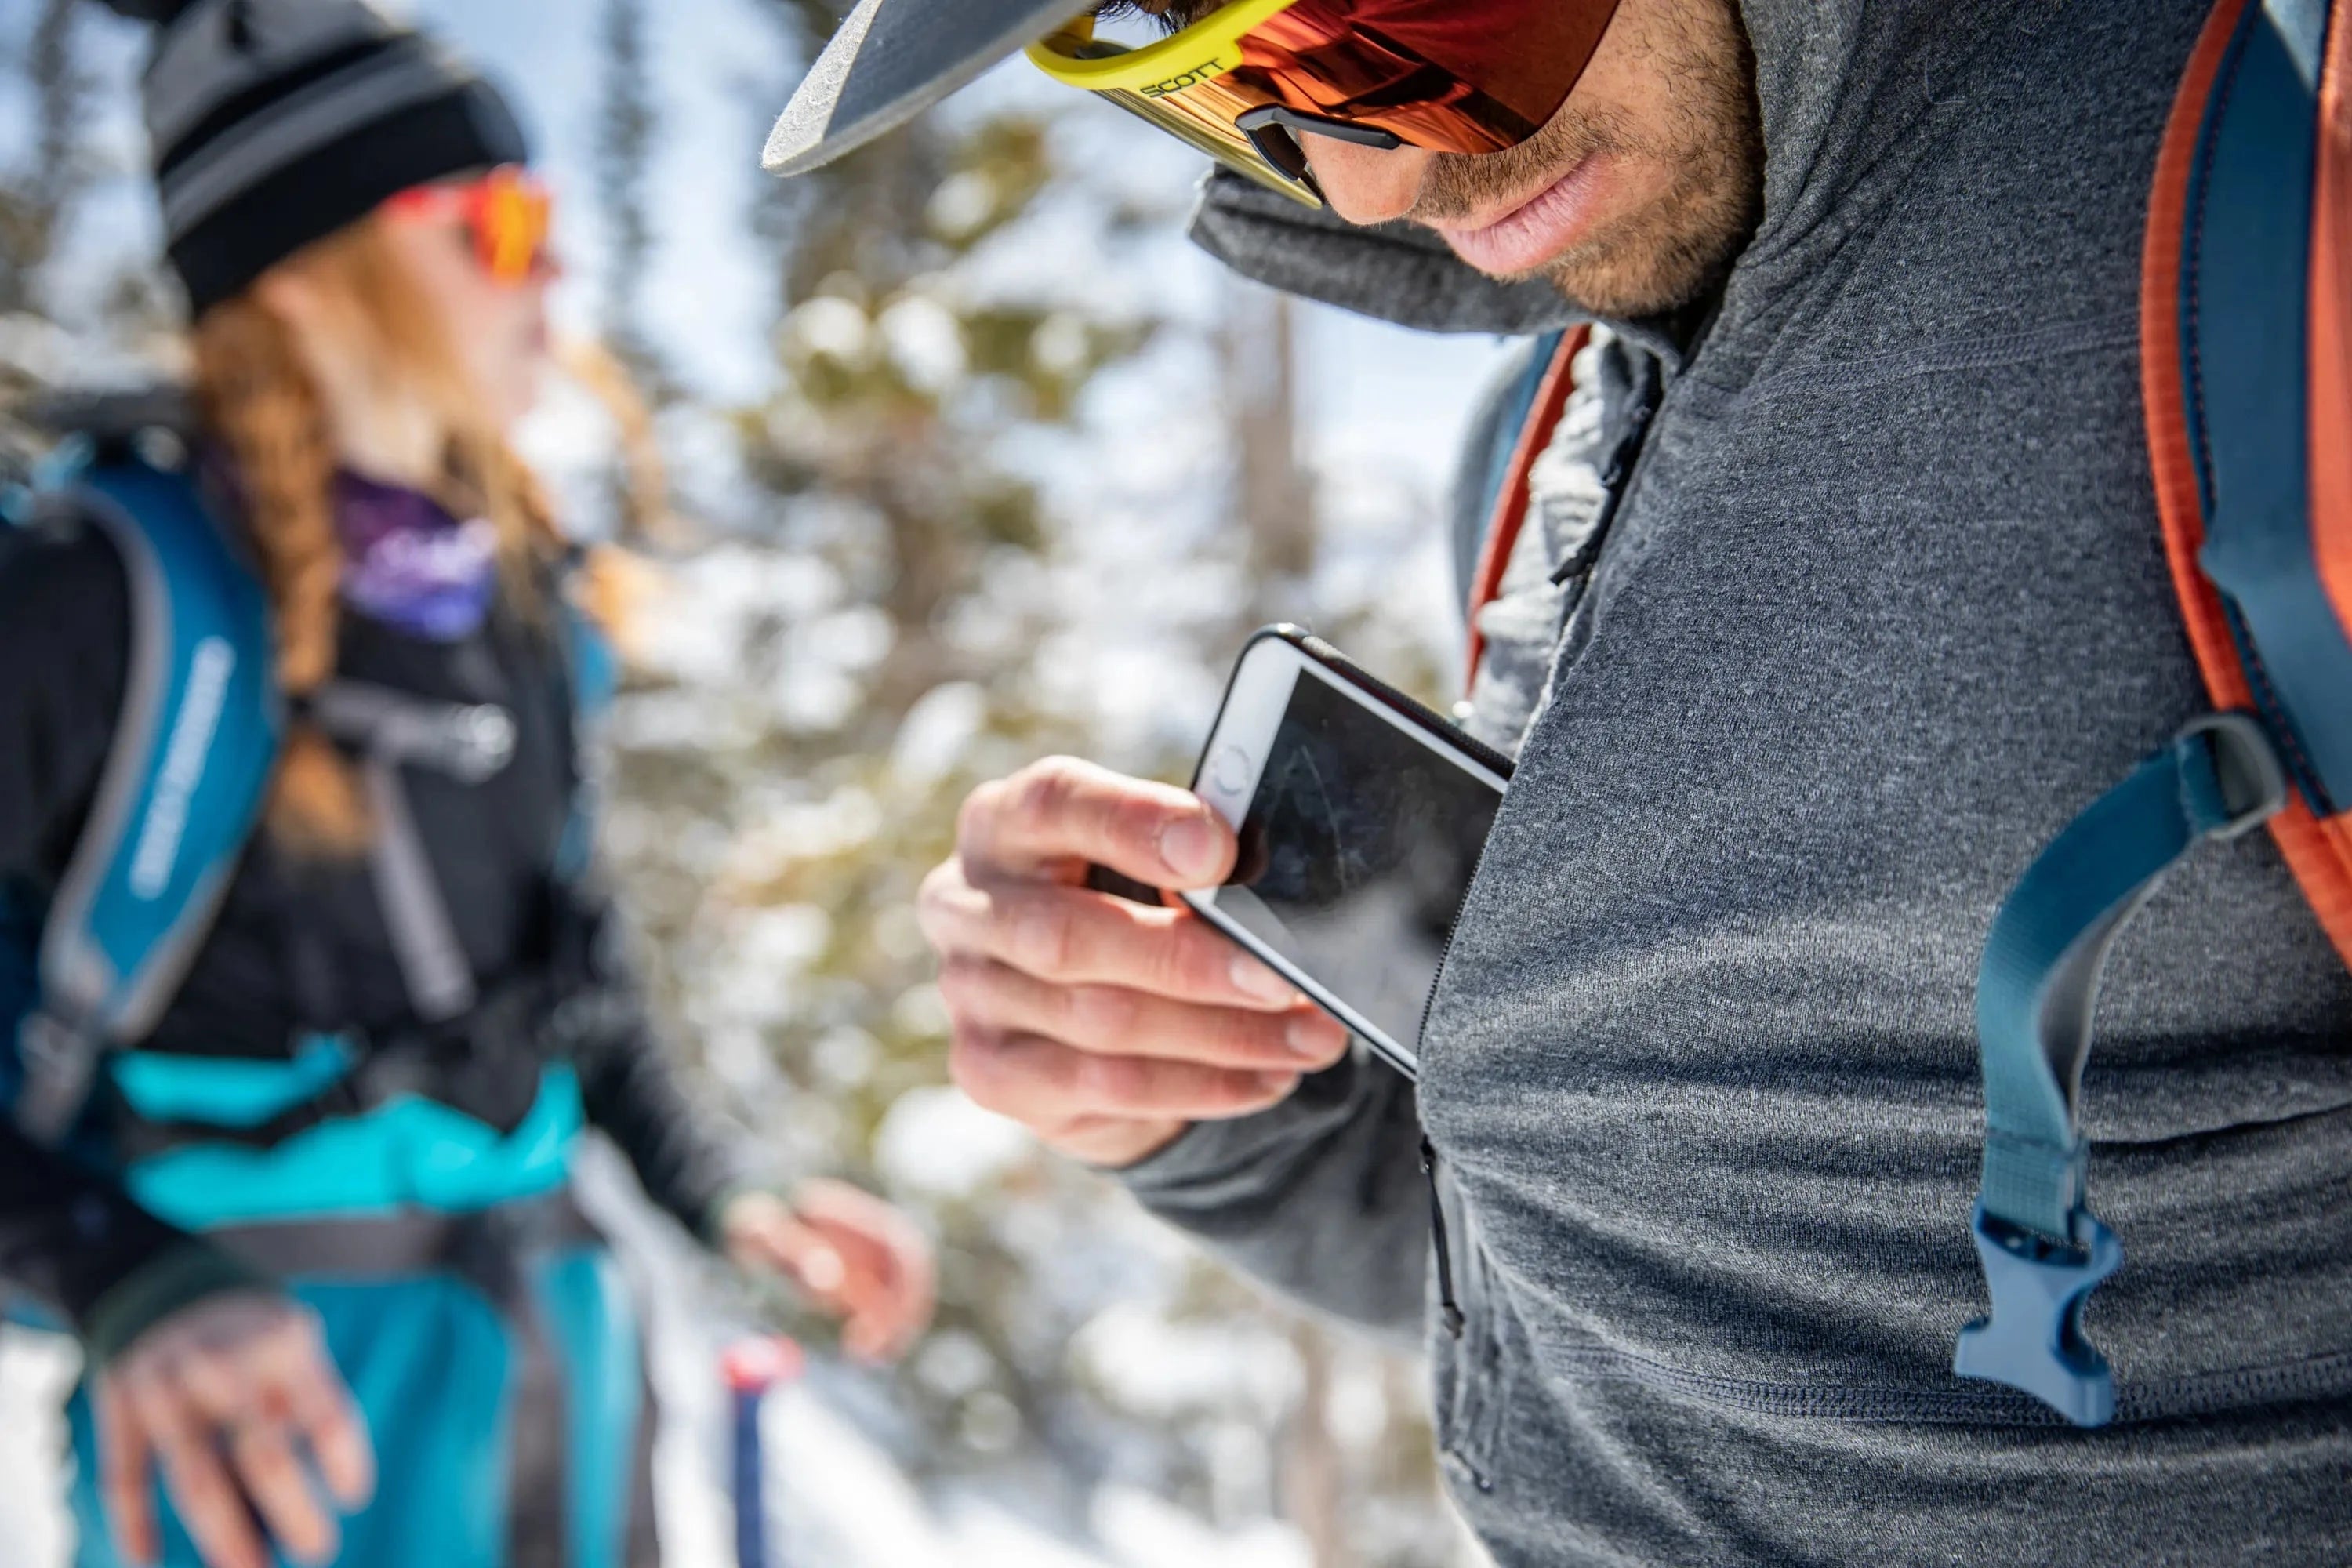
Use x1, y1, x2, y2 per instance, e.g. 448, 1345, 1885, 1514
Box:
380, 165, 556, 286
1026, 0, 1622, 205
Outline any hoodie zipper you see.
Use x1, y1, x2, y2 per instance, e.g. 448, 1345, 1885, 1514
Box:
1421, 1133, 1468, 1338
1409, 769, 1504, 1341
1413, 354, 1670, 1345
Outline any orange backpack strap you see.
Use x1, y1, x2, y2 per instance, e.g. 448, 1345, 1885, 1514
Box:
1955, 0, 2352, 1428
2144, 0, 2352, 966
2307, 0, 2352, 935
1462, 325, 1588, 695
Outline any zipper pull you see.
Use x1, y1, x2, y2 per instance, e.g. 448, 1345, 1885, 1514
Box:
1421, 1134, 1466, 1338
1549, 383, 1661, 588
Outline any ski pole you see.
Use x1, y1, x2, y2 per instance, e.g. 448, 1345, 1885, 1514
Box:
722, 1336, 805, 1568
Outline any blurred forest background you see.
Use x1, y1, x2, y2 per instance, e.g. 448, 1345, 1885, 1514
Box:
0, 1, 1512, 1563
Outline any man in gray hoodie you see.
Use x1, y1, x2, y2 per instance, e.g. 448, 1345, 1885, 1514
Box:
770, 0, 2352, 1561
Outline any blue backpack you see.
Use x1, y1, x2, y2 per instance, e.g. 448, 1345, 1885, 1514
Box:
2, 445, 280, 1147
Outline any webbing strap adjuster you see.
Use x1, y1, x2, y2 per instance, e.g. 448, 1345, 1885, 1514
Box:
2176, 710, 2288, 840
13, 1008, 103, 1145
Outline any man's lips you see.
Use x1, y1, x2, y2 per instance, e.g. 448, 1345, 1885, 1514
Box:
1432, 153, 1611, 278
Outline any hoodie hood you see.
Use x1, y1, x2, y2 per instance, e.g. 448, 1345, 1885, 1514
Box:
1188, 172, 1592, 336
1187, 0, 2023, 338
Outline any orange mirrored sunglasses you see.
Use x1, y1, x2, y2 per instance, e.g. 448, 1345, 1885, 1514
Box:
380, 165, 556, 285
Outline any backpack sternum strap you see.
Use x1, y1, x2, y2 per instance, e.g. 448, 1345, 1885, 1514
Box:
308, 679, 520, 1025
1953, 714, 2286, 1425
1963, 0, 2352, 1428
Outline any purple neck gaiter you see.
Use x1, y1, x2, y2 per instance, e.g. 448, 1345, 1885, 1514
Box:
332, 470, 499, 641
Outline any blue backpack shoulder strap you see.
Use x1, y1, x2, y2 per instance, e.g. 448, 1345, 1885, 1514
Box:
12, 458, 281, 1143
1952, 0, 2350, 1426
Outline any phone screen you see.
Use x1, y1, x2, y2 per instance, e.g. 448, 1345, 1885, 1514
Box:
1208, 666, 1504, 1062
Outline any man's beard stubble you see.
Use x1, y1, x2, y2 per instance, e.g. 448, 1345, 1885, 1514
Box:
1411, 0, 1762, 319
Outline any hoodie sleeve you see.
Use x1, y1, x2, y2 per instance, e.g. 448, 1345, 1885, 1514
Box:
1114, 1044, 1431, 1342
0, 514, 270, 1363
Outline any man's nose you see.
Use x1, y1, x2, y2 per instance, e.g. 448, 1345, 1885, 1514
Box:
1301, 136, 1432, 227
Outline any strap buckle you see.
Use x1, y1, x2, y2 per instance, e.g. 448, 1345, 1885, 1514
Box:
305, 684, 517, 782
13, 1008, 102, 1145
1952, 1201, 2123, 1426
429, 704, 518, 783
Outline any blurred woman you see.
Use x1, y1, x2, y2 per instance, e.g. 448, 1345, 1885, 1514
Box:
0, 2, 931, 1565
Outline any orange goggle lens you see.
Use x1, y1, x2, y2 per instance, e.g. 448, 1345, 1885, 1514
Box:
1236, 0, 1618, 151
1040, 0, 1621, 202
382, 165, 554, 285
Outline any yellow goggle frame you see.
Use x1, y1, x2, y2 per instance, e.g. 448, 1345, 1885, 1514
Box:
1026, 2, 1323, 205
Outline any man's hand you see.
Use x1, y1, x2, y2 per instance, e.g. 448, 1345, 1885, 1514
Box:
720, 1181, 935, 1363
920, 756, 1350, 1169
96, 1291, 374, 1568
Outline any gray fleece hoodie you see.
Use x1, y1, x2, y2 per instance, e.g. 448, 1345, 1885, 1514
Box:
1121, 2, 2352, 1563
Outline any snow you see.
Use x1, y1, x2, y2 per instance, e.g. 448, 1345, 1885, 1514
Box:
887, 684, 989, 790
872, 1087, 1035, 1201
716, 787, 884, 885
1092, 1488, 1312, 1568
0, 1329, 80, 1568
1070, 1301, 1299, 1425
628, 548, 847, 689
877, 297, 971, 394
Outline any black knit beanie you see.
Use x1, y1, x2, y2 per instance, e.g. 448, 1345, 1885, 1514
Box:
101, 0, 531, 318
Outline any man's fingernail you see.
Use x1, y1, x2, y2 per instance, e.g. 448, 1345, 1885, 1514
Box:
1232, 953, 1298, 1004
1159, 815, 1218, 882
1254, 1071, 1301, 1096
1288, 1015, 1344, 1060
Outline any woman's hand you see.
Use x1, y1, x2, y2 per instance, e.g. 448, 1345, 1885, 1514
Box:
720, 1181, 935, 1363
96, 1291, 374, 1568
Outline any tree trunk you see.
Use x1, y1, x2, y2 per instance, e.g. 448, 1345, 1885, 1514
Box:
1223, 278, 1317, 626
0, 0, 89, 316
1282, 1320, 1355, 1568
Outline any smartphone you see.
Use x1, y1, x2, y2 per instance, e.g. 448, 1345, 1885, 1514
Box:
1178, 626, 1512, 1080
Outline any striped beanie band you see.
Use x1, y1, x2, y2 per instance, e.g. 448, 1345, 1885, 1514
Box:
108, 0, 529, 317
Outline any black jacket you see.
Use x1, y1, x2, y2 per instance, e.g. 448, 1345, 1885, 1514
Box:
0, 488, 753, 1358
